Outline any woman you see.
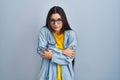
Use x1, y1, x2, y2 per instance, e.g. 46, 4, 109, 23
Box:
37, 6, 77, 80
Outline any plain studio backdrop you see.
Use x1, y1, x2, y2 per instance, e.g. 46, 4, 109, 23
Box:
0, 0, 120, 80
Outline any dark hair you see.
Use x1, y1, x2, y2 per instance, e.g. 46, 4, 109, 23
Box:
45, 6, 72, 32
45, 6, 75, 69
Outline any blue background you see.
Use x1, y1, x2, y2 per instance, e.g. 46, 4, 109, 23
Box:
0, 0, 120, 80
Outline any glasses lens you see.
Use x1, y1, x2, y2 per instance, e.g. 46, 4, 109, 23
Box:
50, 18, 62, 24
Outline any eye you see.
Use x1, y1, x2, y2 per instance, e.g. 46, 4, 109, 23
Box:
50, 18, 62, 24
57, 18, 62, 21
50, 19, 55, 22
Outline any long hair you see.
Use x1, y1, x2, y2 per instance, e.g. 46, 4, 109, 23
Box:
45, 6, 75, 69
45, 6, 71, 32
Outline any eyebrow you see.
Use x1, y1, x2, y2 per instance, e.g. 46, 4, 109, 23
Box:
50, 18, 62, 20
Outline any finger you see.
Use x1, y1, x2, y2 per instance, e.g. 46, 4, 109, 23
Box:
42, 49, 46, 53
43, 50, 48, 54
47, 49, 52, 53
72, 53, 75, 55
71, 55, 75, 58
72, 50, 76, 52
46, 49, 49, 52
42, 55, 46, 58
42, 54, 48, 58
42, 53, 45, 56
70, 55, 73, 58
69, 46, 73, 49
72, 52, 76, 55
42, 48, 46, 51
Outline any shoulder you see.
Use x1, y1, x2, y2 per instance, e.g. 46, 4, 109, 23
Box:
39, 26, 51, 35
40, 26, 49, 32
65, 29, 76, 36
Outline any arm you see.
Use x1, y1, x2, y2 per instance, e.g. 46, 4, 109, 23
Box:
50, 31, 78, 65
37, 28, 77, 65
37, 27, 48, 55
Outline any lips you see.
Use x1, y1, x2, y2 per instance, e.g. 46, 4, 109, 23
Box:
53, 27, 59, 29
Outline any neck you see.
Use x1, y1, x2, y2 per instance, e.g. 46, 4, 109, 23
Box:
54, 31, 61, 34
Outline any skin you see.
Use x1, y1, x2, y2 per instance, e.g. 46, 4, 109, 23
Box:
50, 13, 63, 34
41, 13, 75, 59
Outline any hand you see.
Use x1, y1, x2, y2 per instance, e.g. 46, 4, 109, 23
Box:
41, 49, 52, 59
62, 46, 75, 58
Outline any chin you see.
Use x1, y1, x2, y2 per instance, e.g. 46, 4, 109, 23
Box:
54, 29, 60, 32
54, 30, 61, 33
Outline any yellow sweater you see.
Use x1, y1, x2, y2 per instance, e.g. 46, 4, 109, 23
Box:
53, 32, 64, 80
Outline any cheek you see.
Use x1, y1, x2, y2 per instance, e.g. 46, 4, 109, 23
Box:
60, 23, 63, 28
49, 24, 54, 28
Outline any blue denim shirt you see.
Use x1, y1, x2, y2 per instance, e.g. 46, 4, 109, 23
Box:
37, 26, 77, 80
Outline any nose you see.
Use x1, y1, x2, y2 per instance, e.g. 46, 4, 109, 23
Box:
54, 21, 58, 25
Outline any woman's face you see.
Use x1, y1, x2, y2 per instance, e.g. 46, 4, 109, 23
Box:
50, 13, 63, 33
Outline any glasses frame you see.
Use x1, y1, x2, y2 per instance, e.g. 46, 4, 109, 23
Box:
50, 18, 63, 24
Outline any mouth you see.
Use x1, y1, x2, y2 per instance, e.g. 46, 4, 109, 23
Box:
53, 26, 59, 29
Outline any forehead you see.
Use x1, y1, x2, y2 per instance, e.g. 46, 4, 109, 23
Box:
50, 13, 61, 19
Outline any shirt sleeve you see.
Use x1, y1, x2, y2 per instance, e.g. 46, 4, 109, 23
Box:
37, 27, 48, 55
50, 30, 78, 65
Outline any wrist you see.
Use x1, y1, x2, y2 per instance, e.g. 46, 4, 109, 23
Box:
62, 50, 66, 55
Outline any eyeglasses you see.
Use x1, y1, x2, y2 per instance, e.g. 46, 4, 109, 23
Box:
50, 18, 62, 24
